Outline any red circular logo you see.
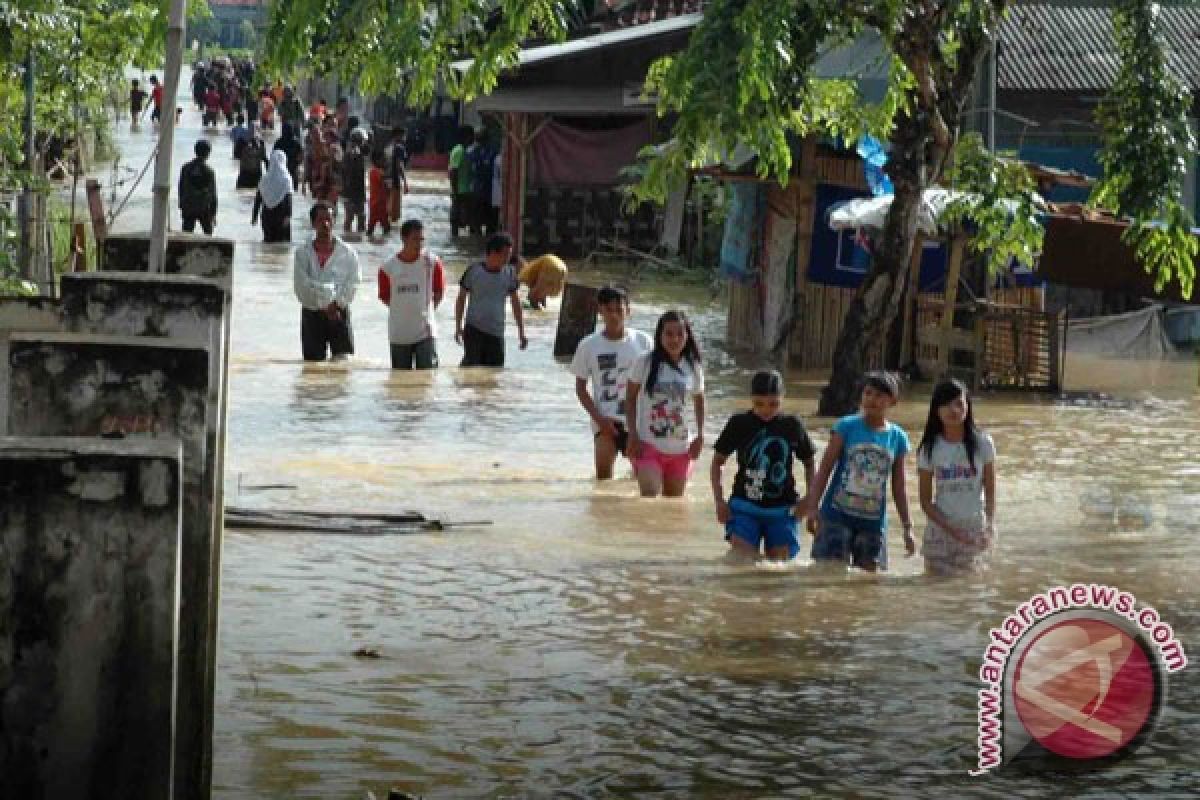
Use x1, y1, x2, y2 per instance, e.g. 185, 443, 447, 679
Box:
1013, 617, 1156, 760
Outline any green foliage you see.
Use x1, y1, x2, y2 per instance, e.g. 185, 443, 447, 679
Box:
943, 133, 1042, 272
0, 0, 210, 190
265, 0, 577, 102
1091, 0, 1197, 298
262, 0, 1198, 303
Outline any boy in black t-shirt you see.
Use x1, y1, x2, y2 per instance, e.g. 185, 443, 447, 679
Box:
711, 370, 816, 561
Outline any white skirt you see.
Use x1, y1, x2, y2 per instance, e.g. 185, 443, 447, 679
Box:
922, 516, 992, 576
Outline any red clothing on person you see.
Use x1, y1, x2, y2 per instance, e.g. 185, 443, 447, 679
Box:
151, 84, 163, 108
314, 241, 335, 268
205, 89, 221, 112
377, 252, 445, 304
368, 166, 389, 227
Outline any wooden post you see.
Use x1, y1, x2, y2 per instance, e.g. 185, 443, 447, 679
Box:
85, 179, 107, 245
70, 223, 87, 272
898, 235, 924, 368
787, 136, 818, 370
553, 282, 598, 357
937, 234, 967, 376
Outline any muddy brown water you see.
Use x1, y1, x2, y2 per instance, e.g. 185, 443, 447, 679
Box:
88, 71, 1200, 798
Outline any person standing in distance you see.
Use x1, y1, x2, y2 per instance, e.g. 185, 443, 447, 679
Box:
378, 219, 446, 369
293, 202, 360, 361
178, 140, 218, 234
454, 232, 528, 367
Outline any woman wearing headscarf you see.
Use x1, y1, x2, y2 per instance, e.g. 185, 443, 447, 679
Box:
273, 122, 305, 187
251, 150, 294, 243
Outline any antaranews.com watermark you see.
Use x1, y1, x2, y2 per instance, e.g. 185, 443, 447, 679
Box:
972, 583, 1188, 774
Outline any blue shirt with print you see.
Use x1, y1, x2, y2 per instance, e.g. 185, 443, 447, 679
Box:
819, 413, 910, 533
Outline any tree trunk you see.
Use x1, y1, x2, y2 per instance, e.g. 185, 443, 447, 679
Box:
817, 113, 928, 417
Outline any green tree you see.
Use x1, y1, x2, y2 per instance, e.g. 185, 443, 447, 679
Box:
265, 0, 1196, 414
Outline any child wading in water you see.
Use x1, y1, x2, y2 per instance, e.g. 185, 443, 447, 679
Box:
917, 379, 997, 576
625, 310, 705, 498
802, 371, 914, 571
712, 370, 816, 561
570, 286, 653, 480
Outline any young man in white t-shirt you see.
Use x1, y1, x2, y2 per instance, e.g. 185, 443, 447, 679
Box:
377, 219, 446, 369
570, 286, 653, 479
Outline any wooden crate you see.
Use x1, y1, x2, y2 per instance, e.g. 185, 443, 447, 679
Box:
979, 304, 1066, 391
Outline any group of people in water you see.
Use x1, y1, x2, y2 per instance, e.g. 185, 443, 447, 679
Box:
155, 79, 996, 576
569, 289, 997, 576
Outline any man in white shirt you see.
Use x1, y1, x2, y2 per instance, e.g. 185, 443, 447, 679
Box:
570, 285, 653, 479
377, 219, 446, 369
293, 202, 361, 361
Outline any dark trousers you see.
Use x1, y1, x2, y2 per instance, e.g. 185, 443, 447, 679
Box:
390, 338, 439, 370
301, 307, 354, 361
450, 192, 471, 236
182, 214, 214, 235
461, 324, 505, 367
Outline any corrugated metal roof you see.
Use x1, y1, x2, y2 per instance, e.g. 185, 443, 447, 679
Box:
451, 13, 701, 72
999, 1, 1200, 92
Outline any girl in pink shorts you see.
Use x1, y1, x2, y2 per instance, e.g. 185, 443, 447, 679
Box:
625, 310, 706, 497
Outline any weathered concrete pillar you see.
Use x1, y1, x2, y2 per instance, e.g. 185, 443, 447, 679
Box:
59, 272, 229, 798
0, 436, 182, 800
0, 297, 63, 434
101, 231, 234, 280
5, 333, 212, 800
553, 282, 599, 358
99, 233, 233, 800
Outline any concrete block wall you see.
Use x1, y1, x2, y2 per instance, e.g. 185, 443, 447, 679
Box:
6, 332, 214, 800
0, 437, 182, 800
97, 238, 234, 800
2, 234, 236, 800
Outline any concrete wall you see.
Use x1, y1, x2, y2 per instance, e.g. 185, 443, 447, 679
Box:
5, 333, 213, 800
101, 232, 234, 284
0, 297, 63, 435
0, 437, 182, 800
96, 235, 233, 799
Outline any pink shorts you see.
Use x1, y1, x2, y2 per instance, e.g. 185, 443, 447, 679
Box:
632, 442, 694, 481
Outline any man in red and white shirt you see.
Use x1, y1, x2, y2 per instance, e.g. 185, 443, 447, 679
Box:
378, 218, 446, 369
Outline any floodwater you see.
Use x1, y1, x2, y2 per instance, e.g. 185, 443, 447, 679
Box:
95, 72, 1199, 798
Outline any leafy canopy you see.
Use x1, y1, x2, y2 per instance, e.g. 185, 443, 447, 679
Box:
264, 0, 1196, 294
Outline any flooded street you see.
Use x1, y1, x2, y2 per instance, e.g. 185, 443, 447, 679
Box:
98, 75, 1199, 798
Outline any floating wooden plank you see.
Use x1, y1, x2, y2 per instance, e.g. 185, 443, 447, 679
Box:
224, 506, 493, 535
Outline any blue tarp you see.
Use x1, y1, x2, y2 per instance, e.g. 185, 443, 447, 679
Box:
720, 183, 765, 284
856, 135, 893, 197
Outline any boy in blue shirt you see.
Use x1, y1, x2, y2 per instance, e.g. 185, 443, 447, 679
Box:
800, 371, 915, 571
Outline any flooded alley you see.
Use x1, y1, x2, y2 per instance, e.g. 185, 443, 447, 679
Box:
93, 74, 1200, 799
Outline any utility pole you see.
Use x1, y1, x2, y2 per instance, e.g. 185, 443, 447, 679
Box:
18, 48, 35, 281
148, 0, 188, 273
987, 39, 998, 154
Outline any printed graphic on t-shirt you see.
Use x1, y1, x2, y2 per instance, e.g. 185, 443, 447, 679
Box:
832, 442, 893, 518
744, 429, 792, 502
595, 352, 627, 417
647, 380, 688, 441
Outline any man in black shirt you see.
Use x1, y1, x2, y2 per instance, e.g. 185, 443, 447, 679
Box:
178, 140, 218, 234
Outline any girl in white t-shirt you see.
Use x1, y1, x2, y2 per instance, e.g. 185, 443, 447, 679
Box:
917, 379, 997, 576
625, 310, 705, 498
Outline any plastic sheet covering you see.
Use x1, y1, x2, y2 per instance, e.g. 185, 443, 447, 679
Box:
827, 189, 1029, 236
1066, 304, 1177, 359
720, 183, 764, 284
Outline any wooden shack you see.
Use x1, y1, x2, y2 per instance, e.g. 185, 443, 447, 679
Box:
713, 138, 1066, 390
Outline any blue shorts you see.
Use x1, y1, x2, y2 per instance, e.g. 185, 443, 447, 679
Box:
725, 497, 800, 558
811, 515, 887, 570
